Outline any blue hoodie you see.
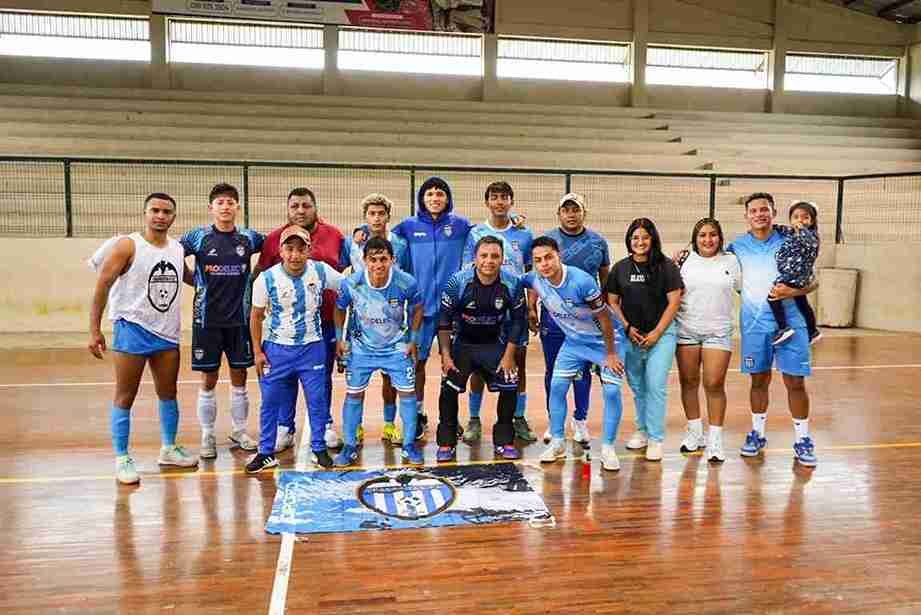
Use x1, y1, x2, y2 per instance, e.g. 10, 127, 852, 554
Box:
392, 177, 472, 318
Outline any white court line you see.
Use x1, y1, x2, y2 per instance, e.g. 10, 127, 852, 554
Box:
1, 364, 919, 389
268, 418, 310, 614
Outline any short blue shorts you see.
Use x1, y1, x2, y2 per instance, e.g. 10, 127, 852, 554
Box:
112, 319, 178, 356
740, 328, 811, 376
345, 348, 415, 394
553, 340, 625, 386
416, 315, 439, 362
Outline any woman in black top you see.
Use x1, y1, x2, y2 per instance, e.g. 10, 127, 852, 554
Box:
606, 218, 684, 461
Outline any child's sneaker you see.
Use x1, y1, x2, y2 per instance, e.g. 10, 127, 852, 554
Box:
772, 327, 795, 346
436, 446, 456, 463
333, 445, 360, 467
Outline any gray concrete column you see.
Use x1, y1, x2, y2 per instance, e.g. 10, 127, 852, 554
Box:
482, 32, 498, 101
323, 24, 343, 96
631, 0, 649, 108
769, 0, 788, 113
150, 13, 170, 89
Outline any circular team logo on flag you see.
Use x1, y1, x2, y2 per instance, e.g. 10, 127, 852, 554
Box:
357, 472, 456, 521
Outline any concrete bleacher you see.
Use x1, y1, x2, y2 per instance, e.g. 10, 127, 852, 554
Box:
0, 84, 919, 176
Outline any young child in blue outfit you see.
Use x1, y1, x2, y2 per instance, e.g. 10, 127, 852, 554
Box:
771, 201, 821, 346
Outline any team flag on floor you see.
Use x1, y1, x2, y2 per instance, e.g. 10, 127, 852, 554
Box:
265, 462, 552, 534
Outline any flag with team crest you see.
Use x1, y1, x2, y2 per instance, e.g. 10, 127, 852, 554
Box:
265, 462, 551, 534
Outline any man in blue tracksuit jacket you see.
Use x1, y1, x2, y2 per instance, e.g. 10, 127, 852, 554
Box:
392, 176, 472, 438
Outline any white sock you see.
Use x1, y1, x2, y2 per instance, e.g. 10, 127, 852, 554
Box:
688, 418, 703, 437
793, 418, 810, 440
230, 385, 249, 432
708, 425, 723, 446
197, 389, 217, 435
751, 412, 767, 437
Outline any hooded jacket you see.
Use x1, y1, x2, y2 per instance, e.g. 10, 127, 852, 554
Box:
392, 177, 472, 318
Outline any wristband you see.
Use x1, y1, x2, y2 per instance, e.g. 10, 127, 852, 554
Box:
334, 325, 344, 342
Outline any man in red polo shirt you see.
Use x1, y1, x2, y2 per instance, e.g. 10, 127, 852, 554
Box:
255, 187, 345, 452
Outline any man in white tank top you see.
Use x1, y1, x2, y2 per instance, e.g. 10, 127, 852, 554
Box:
88, 193, 198, 485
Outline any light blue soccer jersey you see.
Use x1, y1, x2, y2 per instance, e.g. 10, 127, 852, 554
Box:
340, 230, 409, 274
522, 265, 618, 347
728, 230, 806, 334
336, 268, 422, 354
252, 261, 343, 346
544, 227, 610, 280
463, 222, 533, 276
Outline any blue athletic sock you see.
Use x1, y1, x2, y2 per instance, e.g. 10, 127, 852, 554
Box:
515, 392, 528, 418
549, 377, 570, 439
110, 404, 131, 456
158, 399, 179, 447
601, 382, 624, 445
399, 395, 418, 448
383, 402, 397, 424
342, 396, 364, 447
468, 391, 483, 420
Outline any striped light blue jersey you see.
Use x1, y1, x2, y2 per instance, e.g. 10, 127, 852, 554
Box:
728, 230, 806, 334
522, 265, 620, 347
340, 230, 410, 275
544, 227, 610, 280
252, 261, 344, 345
336, 268, 422, 353
462, 222, 533, 276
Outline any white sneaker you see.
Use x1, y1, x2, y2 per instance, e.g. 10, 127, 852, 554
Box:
706, 439, 726, 463
625, 431, 648, 450
572, 419, 590, 445
542, 428, 553, 444
679, 427, 706, 453
645, 440, 663, 461
324, 423, 343, 449
115, 455, 140, 484
539, 438, 567, 463
229, 429, 258, 451
275, 427, 295, 453
158, 444, 199, 468
200, 433, 217, 460
601, 444, 620, 471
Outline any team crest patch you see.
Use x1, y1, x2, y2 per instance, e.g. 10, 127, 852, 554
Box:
443, 226, 453, 237
265, 463, 552, 534
494, 297, 505, 310
194, 348, 205, 360
511, 240, 520, 250
147, 260, 179, 313
744, 356, 755, 369
236, 245, 246, 257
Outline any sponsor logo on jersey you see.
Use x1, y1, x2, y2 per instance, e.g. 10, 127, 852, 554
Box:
207, 248, 218, 256
413, 232, 427, 238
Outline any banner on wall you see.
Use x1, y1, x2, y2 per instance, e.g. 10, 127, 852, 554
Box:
151, 1, 495, 33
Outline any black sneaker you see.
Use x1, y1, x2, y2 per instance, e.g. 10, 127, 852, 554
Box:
312, 449, 334, 468
772, 327, 795, 346
245, 453, 278, 474
415, 412, 429, 441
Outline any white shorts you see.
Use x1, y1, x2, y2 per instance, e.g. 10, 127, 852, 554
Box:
676, 329, 733, 352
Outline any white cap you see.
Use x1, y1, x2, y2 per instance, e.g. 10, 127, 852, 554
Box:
558, 192, 586, 211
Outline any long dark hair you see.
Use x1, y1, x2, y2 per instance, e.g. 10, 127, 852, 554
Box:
690, 217, 725, 254
625, 217, 664, 269
789, 201, 819, 246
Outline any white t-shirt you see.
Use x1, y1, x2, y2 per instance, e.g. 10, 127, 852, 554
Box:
676, 251, 741, 338
252, 261, 343, 346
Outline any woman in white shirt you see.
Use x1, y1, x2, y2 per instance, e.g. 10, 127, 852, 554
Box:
675, 218, 741, 463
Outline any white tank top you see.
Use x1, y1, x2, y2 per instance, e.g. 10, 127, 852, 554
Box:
108, 232, 184, 343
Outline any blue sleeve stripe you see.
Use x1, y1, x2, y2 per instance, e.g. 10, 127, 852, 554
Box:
265, 270, 282, 336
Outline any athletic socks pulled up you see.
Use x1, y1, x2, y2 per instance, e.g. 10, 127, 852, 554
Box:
110, 404, 131, 456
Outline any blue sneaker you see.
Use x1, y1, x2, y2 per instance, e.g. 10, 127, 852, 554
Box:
333, 444, 359, 467
401, 443, 424, 465
740, 430, 767, 457
436, 446, 456, 463
495, 444, 521, 460
793, 437, 817, 467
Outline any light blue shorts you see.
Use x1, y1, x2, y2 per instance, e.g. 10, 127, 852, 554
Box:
553, 340, 626, 386
740, 328, 811, 376
112, 319, 178, 357
345, 348, 415, 394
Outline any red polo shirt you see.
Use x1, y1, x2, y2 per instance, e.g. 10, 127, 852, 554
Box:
257, 220, 345, 324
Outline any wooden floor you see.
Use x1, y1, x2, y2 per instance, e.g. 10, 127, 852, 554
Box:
2, 331, 921, 614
